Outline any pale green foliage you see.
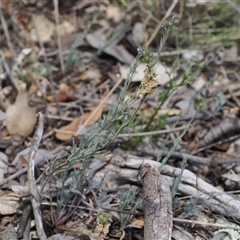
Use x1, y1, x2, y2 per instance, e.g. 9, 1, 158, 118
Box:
119, 188, 142, 228
98, 213, 111, 225
45, 16, 199, 229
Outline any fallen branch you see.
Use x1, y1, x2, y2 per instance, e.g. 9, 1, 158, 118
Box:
140, 163, 172, 240
109, 149, 240, 221
199, 116, 240, 148
17, 204, 32, 238
27, 113, 47, 240
137, 147, 240, 166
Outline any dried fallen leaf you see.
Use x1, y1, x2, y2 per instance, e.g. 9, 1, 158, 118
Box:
130, 217, 144, 228
192, 74, 207, 91
58, 20, 75, 36
5, 91, 37, 137
189, 140, 199, 153
79, 68, 102, 82
10, 185, 30, 197
106, 4, 122, 22
86, 29, 134, 64
158, 109, 181, 116
30, 14, 55, 43
222, 169, 240, 182
119, 62, 173, 85
0, 192, 20, 215
65, 220, 99, 239
57, 83, 76, 102
55, 105, 104, 141
105, 181, 113, 188
132, 22, 148, 46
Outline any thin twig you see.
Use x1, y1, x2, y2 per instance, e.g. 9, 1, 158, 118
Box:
101, 207, 143, 216
54, 0, 65, 73
119, 230, 125, 240
0, 1, 15, 57
173, 217, 240, 230
161, 49, 194, 56
74, 72, 124, 136
139, 147, 213, 166
220, 66, 240, 108
138, 1, 162, 25
118, 125, 186, 137
138, 146, 240, 166
17, 204, 32, 239
44, 114, 75, 121
227, 0, 240, 14
145, 0, 179, 47
165, 124, 181, 151
55, 125, 186, 137
178, 0, 184, 22
28, 113, 47, 240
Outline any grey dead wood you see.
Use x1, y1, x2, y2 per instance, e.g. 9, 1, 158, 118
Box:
108, 149, 240, 220
28, 113, 47, 240
140, 163, 172, 240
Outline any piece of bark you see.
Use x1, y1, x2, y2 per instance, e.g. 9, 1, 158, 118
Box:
17, 204, 32, 238
199, 116, 240, 148
140, 163, 172, 240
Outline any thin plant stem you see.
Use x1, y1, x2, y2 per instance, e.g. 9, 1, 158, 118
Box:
0, 2, 15, 57
53, 0, 65, 73
145, 0, 179, 47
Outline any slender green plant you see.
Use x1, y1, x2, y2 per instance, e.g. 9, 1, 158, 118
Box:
171, 155, 187, 199
44, 16, 182, 228
118, 188, 142, 229
45, 50, 143, 226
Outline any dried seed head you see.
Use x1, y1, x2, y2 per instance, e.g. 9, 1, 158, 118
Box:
137, 67, 159, 98
97, 213, 111, 236
97, 222, 111, 235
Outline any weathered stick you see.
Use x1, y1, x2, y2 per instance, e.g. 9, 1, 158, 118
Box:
110, 150, 240, 220
140, 163, 172, 240
28, 113, 47, 240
